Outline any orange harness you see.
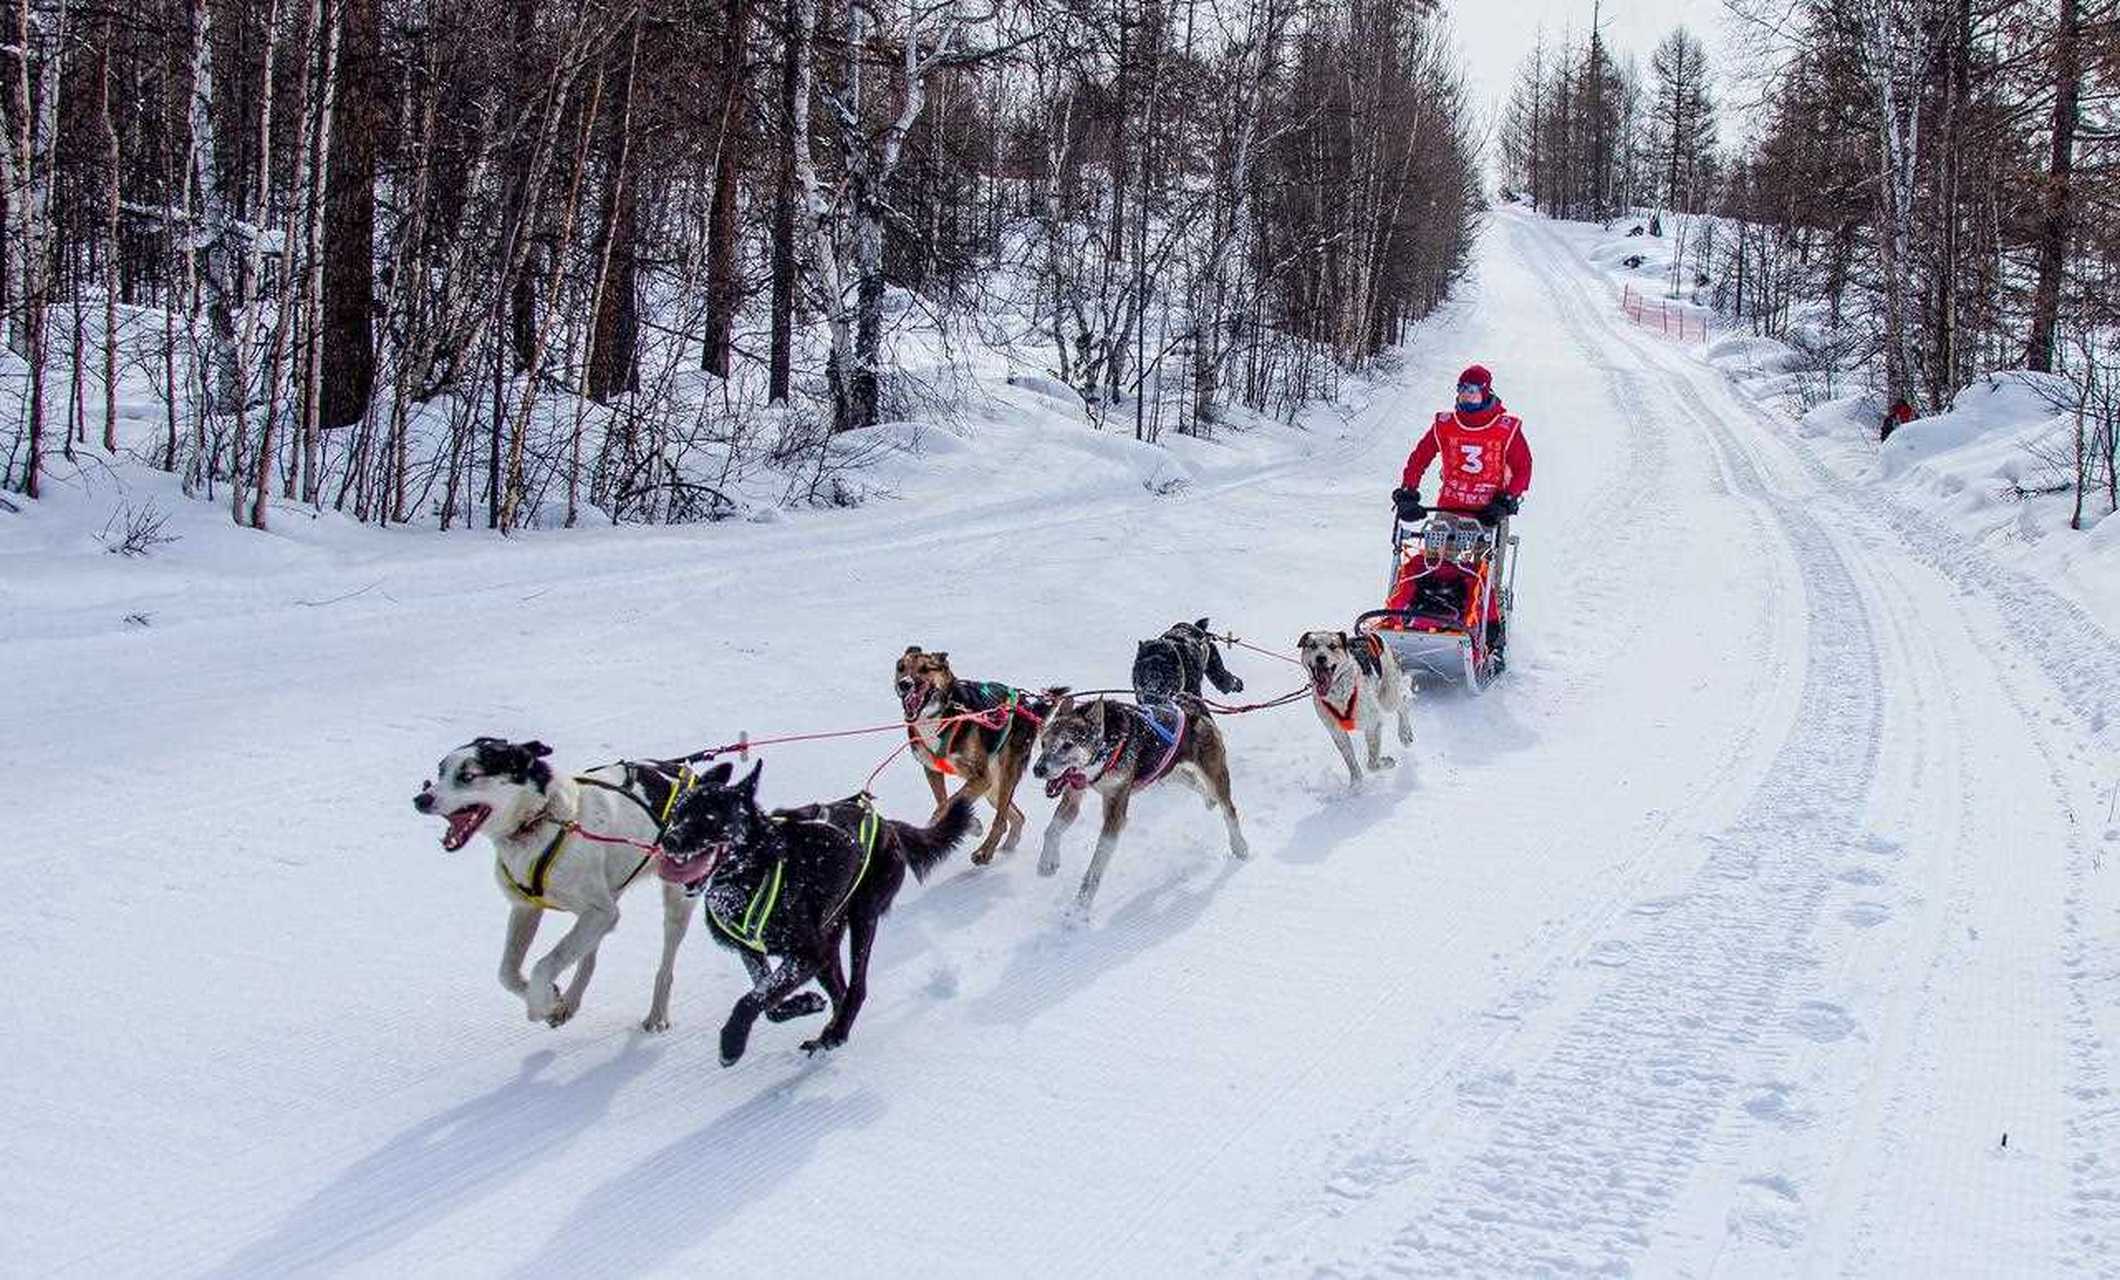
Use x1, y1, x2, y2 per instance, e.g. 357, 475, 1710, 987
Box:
1316, 636, 1382, 731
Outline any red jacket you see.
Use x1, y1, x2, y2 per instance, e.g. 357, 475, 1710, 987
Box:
1401, 399, 1532, 511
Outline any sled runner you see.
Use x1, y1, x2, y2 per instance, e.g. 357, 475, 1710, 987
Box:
1355, 512, 1518, 694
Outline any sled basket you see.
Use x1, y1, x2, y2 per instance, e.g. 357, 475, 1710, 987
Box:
1355, 513, 1519, 694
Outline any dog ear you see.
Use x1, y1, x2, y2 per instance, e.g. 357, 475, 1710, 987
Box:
522, 740, 552, 759
933, 651, 949, 666
1195, 616, 1211, 632
738, 760, 763, 797
702, 761, 734, 788
1088, 699, 1108, 732
1337, 630, 1350, 648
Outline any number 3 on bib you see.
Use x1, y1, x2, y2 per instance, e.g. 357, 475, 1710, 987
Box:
1457, 443, 1486, 474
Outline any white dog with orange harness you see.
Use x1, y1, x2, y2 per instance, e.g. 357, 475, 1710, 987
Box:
413, 737, 698, 1031
1297, 630, 1415, 786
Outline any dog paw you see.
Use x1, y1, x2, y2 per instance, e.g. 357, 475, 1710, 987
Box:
526, 984, 563, 1024
640, 1013, 672, 1033
544, 997, 577, 1028
1374, 755, 1398, 770
971, 845, 997, 866
767, 993, 826, 1023
719, 1021, 752, 1067
1229, 837, 1252, 860
800, 1031, 845, 1056
1037, 850, 1061, 877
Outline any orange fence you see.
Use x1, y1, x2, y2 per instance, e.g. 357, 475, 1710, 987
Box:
1620, 284, 1707, 343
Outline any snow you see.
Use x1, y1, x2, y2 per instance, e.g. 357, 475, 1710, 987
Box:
1873, 370, 2075, 482
5, 206, 2120, 1276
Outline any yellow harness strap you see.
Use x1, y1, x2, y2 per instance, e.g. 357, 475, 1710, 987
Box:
499, 823, 572, 909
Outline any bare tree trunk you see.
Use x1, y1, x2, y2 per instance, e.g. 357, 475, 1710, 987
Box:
4, 0, 46, 496
320, 0, 378, 430
2024, 0, 2078, 374
768, 0, 797, 404
187, 0, 242, 492
253, 0, 329, 529
295, 0, 342, 504
231, 0, 287, 526
587, 18, 643, 405
498, 56, 604, 532
100, 14, 120, 455
1868, 5, 1924, 410
703, 0, 748, 378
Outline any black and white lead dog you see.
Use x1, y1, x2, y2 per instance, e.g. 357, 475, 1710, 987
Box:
1132, 618, 1245, 706
656, 762, 974, 1064
414, 737, 697, 1031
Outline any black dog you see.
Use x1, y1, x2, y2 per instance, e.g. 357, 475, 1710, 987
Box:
1132, 618, 1245, 706
656, 762, 973, 1064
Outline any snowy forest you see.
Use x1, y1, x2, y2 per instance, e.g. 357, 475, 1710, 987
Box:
0, 0, 1480, 529
1497, 0, 2114, 517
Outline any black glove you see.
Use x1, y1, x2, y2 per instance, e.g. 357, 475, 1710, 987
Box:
1476, 493, 1520, 526
1392, 487, 1427, 522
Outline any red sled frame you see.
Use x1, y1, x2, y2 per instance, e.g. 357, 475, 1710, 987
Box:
1354, 512, 1519, 694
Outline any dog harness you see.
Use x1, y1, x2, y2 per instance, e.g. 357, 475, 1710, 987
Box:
707, 796, 882, 952
909, 683, 1042, 776
498, 765, 699, 909
1134, 704, 1187, 789
1054, 703, 1188, 795
498, 823, 575, 909
1316, 636, 1384, 732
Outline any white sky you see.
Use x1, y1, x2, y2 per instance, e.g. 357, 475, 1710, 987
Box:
1442, 0, 1747, 148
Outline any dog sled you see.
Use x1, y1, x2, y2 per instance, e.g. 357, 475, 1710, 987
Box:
1355, 512, 1518, 694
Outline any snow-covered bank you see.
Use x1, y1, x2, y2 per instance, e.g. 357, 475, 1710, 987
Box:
0, 364, 1373, 648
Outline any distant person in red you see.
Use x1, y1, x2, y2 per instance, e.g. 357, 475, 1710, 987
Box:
1881, 398, 1914, 442
1385, 365, 1532, 653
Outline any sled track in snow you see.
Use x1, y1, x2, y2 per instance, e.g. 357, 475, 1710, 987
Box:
1286, 218, 1885, 1276
1517, 212, 2120, 1275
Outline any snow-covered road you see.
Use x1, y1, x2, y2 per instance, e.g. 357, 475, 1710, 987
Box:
8, 209, 2118, 1277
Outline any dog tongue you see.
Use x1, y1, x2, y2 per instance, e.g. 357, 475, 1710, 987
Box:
441, 806, 488, 851
656, 849, 715, 888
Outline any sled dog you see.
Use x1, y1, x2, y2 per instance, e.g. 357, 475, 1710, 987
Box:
1031, 692, 1248, 911
1297, 630, 1415, 784
895, 647, 1049, 864
657, 762, 974, 1064
1131, 618, 1245, 706
414, 738, 697, 1031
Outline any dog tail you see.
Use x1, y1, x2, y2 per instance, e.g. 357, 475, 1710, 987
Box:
898, 794, 976, 882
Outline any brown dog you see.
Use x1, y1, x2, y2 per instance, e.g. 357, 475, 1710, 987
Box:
895, 647, 1050, 864
1030, 693, 1249, 912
